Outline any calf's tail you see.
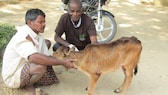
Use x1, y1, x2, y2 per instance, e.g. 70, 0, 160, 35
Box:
134, 65, 138, 75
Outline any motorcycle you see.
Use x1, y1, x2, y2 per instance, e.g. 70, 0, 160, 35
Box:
61, 0, 117, 43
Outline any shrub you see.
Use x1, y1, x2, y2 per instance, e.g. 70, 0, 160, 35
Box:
0, 62, 1, 68
0, 24, 17, 62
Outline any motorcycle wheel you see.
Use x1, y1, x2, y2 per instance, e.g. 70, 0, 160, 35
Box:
88, 10, 117, 44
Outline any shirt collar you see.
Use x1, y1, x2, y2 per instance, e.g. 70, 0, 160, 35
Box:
25, 25, 40, 40
71, 17, 81, 28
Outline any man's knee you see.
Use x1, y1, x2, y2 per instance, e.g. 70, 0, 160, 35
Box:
30, 64, 47, 75
52, 43, 61, 51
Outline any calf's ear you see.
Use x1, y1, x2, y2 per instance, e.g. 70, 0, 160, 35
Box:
64, 46, 76, 56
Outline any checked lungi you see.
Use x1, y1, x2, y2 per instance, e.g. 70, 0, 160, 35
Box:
20, 64, 59, 88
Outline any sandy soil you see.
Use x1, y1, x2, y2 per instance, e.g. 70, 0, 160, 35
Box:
0, 0, 168, 95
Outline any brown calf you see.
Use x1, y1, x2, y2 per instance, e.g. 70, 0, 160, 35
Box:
53, 36, 142, 95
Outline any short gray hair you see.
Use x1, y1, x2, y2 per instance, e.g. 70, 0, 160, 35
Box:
25, 8, 45, 24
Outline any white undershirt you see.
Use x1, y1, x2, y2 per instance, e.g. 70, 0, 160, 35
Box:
71, 17, 81, 28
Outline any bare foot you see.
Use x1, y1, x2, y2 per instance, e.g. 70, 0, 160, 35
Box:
23, 85, 35, 95
36, 88, 48, 95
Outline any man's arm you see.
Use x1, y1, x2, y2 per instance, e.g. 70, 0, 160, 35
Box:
54, 34, 70, 47
28, 53, 75, 69
54, 33, 79, 51
90, 35, 98, 44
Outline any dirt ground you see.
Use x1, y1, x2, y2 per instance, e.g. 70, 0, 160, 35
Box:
0, 0, 168, 95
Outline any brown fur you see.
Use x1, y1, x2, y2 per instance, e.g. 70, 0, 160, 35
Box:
53, 36, 142, 95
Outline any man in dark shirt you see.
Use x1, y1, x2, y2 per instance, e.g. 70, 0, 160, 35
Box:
53, 0, 98, 51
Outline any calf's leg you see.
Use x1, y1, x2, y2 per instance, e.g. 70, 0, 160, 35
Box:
88, 73, 101, 95
114, 65, 133, 95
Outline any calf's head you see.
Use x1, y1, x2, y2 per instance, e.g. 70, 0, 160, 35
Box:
52, 46, 74, 59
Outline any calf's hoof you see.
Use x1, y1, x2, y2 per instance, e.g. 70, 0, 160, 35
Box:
85, 87, 88, 90
114, 88, 121, 93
